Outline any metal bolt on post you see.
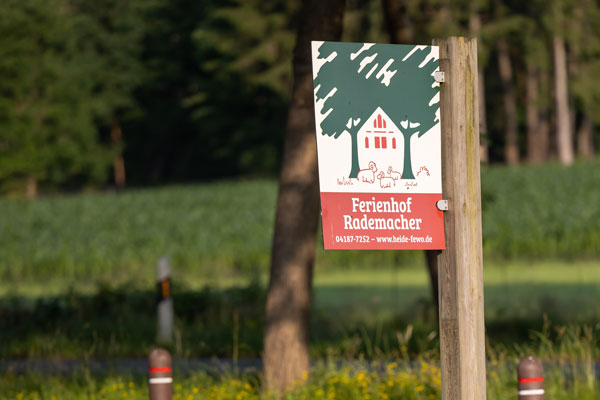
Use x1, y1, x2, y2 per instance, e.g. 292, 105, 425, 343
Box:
148, 348, 173, 400
517, 356, 544, 399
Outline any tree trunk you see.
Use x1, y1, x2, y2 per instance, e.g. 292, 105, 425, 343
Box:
553, 36, 574, 165
111, 120, 126, 189
539, 68, 552, 161
577, 114, 595, 158
526, 64, 547, 164
263, 0, 345, 394
401, 131, 416, 179
469, 10, 489, 163
438, 0, 452, 34
478, 70, 489, 163
497, 39, 519, 165
349, 129, 360, 178
539, 111, 551, 161
425, 250, 439, 315
381, 0, 412, 44
26, 174, 37, 199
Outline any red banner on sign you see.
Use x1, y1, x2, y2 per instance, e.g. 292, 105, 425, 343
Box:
320, 192, 445, 250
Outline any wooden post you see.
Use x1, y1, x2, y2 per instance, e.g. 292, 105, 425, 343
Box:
432, 37, 486, 400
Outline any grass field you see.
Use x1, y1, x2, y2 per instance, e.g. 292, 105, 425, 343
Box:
1, 161, 600, 397
1, 160, 600, 360
1, 262, 599, 359
1, 331, 599, 399
1, 160, 599, 282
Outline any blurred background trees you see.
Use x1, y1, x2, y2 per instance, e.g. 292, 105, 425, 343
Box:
0, 0, 598, 195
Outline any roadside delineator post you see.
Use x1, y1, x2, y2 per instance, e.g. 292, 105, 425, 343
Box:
157, 256, 174, 344
517, 356, 545, 399
149, 348, 173, 400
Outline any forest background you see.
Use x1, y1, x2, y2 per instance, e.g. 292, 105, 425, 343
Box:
1, 0, 598, 196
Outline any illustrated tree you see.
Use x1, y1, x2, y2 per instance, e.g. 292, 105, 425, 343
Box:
314, 42, 439, 179
314, 42, 378, 178
383, 47, 439, 179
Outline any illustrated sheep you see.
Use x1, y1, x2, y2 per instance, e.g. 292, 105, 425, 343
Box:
387, 166, 401, 181
357, 161, 377, 183
377, 171, 395, 188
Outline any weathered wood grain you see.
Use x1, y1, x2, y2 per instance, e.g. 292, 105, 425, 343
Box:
432, 37, 486, 400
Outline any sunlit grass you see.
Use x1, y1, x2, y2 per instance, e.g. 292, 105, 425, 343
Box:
2, 323, 599, 400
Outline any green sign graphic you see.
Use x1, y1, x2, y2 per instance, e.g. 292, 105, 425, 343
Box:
313, 42, 439, 179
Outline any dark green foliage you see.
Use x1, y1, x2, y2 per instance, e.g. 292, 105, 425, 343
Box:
1, 0, 599, 190
0, 0, 113, 190
0, 0, 297, 192
0, 0, 158, 191
123, 0, 296, 184
72, 0, 152, 118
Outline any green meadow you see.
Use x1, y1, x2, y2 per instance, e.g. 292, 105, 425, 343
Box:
1, 161, 599, 396
1, 160, 599, 283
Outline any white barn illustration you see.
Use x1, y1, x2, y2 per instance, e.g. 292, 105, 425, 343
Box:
357, 107, 404, 177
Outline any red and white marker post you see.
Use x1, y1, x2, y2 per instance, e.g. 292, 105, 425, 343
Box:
148, 348, 173, 400
517, 356, 544, 399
